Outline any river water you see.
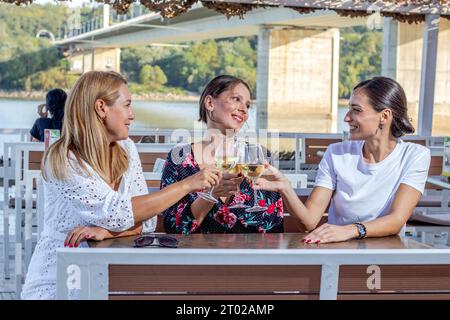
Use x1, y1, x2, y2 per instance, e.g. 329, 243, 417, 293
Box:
0, 98, 348, 132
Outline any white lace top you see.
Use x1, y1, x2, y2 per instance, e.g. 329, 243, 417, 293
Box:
21, 138, 157, 300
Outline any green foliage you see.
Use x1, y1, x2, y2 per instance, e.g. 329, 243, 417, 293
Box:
339, 27, 382, 98
0, 44, 62, 89
153, 37, 257, 96
128, 82, 185, 96
139, 65, 168, 90
121, 46, 181, 82
0, 3, 71, 90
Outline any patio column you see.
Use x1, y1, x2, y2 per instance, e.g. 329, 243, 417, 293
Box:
103, 4, 110, 28
381, 18, 398, 80
256, 25, 271, 131
256, 25, 340, 133
418, 14, 440, 137
383, 17, 450, 135
82, 49, 94, 73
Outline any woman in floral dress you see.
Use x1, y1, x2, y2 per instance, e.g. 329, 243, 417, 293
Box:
160, 75, 284, 234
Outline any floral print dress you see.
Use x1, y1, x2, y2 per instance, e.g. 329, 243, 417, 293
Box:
160, 144, 284, 234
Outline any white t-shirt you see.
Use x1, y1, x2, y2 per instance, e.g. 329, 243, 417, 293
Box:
314, 139, 431, 225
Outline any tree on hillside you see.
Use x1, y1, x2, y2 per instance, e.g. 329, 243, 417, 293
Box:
180, 40, 220, 92
121, 45, 181, 83
154, 37, 257, 94
0, 3, 98, 91
139, 65, 168, 90
339, 28, 382, 98
217, 37, 256, 96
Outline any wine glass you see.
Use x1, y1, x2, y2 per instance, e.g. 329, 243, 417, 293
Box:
244, 144, 267, 212
228, 139, 249, 209
197, 138, 238, 203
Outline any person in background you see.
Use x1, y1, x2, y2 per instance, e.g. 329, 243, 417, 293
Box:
255, 77, 431, 244
30, 88, 67, 142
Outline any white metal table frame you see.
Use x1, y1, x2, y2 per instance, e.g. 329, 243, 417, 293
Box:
56, 247, 450, 300
427, 176, 450, 190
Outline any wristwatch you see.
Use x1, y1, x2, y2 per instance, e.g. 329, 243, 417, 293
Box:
354, 222, 367, 239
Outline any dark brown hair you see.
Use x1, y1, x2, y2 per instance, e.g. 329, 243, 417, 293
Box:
353, 76, 415, 138
198, 75, 251, 123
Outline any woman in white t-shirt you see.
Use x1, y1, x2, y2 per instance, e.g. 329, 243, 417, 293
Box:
255, 77, 431, 244
22, 71, 221, 299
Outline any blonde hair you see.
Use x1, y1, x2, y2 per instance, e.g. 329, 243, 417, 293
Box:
43, 71, 129, 185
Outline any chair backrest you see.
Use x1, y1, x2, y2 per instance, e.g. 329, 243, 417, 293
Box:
0, 128, 30, 159
36, 176, 45, 239
304, 138, 342, 164
28, 150, 44, 171
285, 174, 308, 188
136, 143, 173, 173
283, 213, 328, 233
130, 135, 167, 143
152, 158, 166, 173
424, 155, 444, 190
143, 172, 162, 188
24, 170, 43, 272
402, 136, 427, 146
4, 142, 44, 184
142, 173, 165, 232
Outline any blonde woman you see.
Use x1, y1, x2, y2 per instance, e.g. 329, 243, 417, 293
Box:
21, 71, 220, 299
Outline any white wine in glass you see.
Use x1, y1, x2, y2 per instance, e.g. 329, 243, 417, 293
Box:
228, 140, 249, 209
197, 138, 237, 203
215, 156, 238, 173
244, 144, 267, 212
243, 164, 265, 179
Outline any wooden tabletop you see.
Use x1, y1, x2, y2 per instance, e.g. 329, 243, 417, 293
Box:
88, 232, 430, 250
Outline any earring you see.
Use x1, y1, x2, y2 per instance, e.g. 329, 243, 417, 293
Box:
208, 108, 215, 122
378, 123, 384, 130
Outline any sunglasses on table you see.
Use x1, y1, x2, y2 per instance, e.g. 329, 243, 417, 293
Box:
134, 235, 179, 248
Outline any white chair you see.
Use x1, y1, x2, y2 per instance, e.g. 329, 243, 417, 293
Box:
284, 173, 308, 189
143, 172, 162, 181
135, 142, 174, 154
2, 143, 16, 279
411, 189, 450, 225
24, 171, 42, 272
152, 158, 166, 173
2, 142, 44, 282
408, 188, 450, 246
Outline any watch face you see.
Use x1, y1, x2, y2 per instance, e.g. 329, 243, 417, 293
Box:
357, 224, 365, 238
359, 225, 366, 238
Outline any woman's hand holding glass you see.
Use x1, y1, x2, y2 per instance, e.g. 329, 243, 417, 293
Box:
244, 144, 268, 212
254, 162, 291, 193
187, 167, 222, 193
211, 172, 244, 199
198, 138, 239, 203
228, 139, 249, 209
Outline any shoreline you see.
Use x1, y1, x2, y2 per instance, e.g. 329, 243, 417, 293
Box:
0, 90, 199, 102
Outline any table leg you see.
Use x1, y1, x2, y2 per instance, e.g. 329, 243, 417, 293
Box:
320, 264, 339, 300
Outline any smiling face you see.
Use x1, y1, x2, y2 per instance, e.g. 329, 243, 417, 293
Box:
103, 84, 134, 142
345, 89, 386, 140
206, 83, 251, 132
